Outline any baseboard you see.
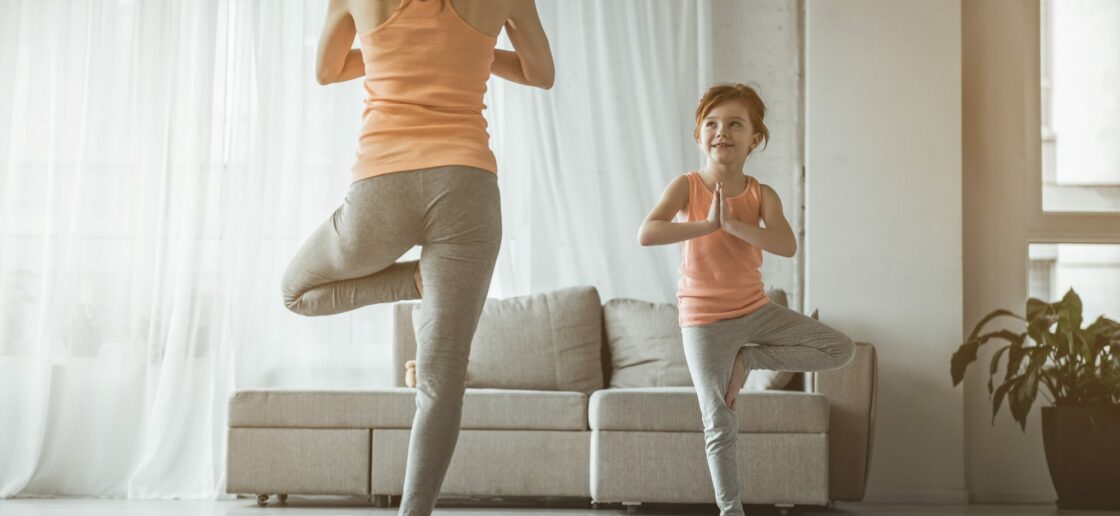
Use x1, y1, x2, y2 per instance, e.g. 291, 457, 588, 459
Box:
859, 488, 970, 504
968, 489, 1057, 504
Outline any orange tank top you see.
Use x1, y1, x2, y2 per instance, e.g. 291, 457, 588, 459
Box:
351, 0, 499, 183
677, 172, 770, 327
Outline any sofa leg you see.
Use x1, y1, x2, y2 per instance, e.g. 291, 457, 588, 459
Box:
256, 494, 269, 507
622, 501, 641, 514
776, 503, 794, 516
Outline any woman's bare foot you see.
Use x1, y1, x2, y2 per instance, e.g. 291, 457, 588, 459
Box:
725, 349, 748, 409
413, 263, 423, 298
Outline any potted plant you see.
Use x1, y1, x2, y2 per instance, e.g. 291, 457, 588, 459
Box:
951, 288, 1120, 510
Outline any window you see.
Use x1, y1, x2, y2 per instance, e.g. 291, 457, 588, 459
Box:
1028, 244, 1120, 322
1040, 0, 1120, 213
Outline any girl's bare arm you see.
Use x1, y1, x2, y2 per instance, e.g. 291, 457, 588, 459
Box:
721, 184, 797, 257
638, 175, 718, 246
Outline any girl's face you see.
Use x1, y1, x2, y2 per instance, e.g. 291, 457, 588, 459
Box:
698, 101, 762, 165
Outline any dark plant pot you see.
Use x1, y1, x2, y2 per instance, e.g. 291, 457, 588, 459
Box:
1041, 405, 1120, 510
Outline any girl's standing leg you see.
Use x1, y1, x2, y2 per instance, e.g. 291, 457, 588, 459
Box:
281, 172, 423, 316
682, 301, 854, 516
397, 166, 502, 516
682, 325, 748, 516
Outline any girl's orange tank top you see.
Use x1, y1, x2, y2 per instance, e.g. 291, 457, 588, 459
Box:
677, 172, 771, 327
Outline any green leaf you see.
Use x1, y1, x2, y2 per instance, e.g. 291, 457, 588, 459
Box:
1010, 371, 1040, 432
1004, 344, 1027, 383
968, 309, 1025, 342
1025, 345, 1050, 375
1060, 288, 1083, 331
1026, 298, 1048, 320
991, 375, 1022, 425
952, 330, 1024, 386
988, 345, 1011, 394
951, 340, 980, 386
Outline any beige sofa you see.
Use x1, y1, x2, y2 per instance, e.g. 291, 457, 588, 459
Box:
227, 286, 877, 512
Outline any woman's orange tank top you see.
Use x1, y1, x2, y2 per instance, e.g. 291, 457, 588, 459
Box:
351, 0, 498, 183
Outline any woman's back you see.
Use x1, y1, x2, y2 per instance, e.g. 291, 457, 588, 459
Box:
349, 0, 507, 182
347, 0, 514, 37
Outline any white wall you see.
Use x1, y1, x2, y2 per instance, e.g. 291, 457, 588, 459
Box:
805, 0, 965, 503
711, 0, 805, 311
961, 1, 1056, 503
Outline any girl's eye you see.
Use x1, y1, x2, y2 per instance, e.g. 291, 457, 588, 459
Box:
706, 122, 716, 127
732, 122, 741, 126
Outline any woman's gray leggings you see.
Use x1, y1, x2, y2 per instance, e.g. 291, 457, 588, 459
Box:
681, 302, 855, 516
281, 166, 501, 516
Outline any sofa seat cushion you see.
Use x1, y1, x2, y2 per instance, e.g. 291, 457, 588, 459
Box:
589, 387, 828, 433
230, 388, 588, 431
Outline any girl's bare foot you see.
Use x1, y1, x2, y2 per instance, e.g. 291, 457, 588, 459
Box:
413, 263, 423, 298
725, 348, 748, 409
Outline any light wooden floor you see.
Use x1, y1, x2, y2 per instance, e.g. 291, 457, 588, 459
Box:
1, 498, 1112, 516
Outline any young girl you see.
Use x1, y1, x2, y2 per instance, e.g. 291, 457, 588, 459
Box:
638, 83, 854, 516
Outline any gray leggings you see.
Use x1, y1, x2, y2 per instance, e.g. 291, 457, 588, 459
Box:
281, 166, 501, 516
681, 302, 855, 516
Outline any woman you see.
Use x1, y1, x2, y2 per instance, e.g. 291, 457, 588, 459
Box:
281, 1, 553, 514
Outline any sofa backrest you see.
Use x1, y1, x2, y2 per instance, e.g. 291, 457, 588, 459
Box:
599, 288, 802, 390
392, 285, 604, 395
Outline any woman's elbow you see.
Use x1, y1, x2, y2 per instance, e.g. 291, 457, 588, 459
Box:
538, 70, 555, 89
527, 63, 555, 89
529, 70, 554, 89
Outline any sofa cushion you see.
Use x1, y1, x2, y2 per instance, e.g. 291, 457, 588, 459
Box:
413, 286, 604, 395
745, 369, 796, 391
603, 289, 793, 389
602, 298, 692, 388
230, 388, 588, 431
588, 387, 828, 433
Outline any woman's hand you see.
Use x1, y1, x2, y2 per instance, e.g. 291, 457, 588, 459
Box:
706, 182, 722, 231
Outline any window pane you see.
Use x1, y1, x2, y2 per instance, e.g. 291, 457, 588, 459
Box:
1028, 243, 1120, 322
1040, 0, 1120, 212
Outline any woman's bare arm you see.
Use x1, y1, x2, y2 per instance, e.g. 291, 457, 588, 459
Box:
316, 0, 365, 85
491, 0, 555, 88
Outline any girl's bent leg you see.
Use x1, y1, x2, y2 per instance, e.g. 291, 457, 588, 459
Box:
738, 302, 855, 373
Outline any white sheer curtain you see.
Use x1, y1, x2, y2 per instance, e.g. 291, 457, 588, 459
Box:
0, 0, 711, 499
487, 1, 712, 303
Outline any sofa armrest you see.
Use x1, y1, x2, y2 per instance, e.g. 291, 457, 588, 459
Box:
810, 341, 877, 502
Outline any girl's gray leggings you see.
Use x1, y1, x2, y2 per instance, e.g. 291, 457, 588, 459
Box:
681, 302, 855, 516
281, 165, 501, 516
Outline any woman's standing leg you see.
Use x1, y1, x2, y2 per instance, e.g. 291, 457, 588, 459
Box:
281, 173, 423, 316
682, 324, 748, 516
397, 166, 502, 516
